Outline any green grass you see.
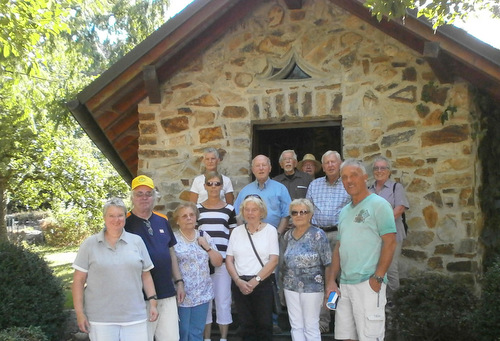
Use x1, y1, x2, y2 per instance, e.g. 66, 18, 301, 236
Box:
30, 245, 78, 309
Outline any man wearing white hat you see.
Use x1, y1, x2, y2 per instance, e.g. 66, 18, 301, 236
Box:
298, 154, 322, 179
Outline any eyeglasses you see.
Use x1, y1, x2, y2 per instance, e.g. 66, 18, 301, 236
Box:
134, 191, 154, 198
245, 194, 262, 200
205, 181, 222, 187
144, 220, 153, 236
180, 213, 196, 219
373, 166, 389, 171
291, 210, 310, 216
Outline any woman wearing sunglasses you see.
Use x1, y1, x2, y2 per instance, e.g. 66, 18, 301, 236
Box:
226, 195, 279, 341
197, 171, 237, 341
281, 198, 332, 341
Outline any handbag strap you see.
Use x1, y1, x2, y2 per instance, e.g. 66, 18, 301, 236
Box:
245, 224, 265, 268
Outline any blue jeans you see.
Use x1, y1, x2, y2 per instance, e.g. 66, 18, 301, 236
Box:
178, 302, 210, 341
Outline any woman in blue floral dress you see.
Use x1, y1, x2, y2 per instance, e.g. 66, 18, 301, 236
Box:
173, 202, 223, 341
281, 198, 332, 341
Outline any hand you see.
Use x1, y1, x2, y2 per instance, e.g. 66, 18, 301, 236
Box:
197, 236, 209, 250
176, 283, 186, 303
369, 277, 382, 293
237, 278, 254, 295
76, 312, 90, 334
149, 304, 159, 322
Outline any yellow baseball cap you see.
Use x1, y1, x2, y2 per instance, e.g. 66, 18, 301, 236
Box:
131, 175, 155, 190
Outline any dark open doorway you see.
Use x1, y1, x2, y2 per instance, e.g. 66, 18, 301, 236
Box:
252, 120, 342, 178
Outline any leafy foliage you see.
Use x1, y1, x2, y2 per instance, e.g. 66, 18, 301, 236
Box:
392, 274, 476, 340
364, 0, 500, 28
473, 257, 500, 340
0, 326, 48, 341
0, 241, 66, 341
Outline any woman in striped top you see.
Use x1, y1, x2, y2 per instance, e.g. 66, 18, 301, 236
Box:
197, 171, 237, 341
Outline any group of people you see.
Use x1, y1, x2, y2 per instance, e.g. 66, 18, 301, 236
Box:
72, 147, 409, 341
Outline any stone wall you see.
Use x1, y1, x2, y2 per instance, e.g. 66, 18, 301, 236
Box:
136, 0, 483, 283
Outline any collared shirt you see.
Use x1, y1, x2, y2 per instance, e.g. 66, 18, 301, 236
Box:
273, 169, 313, 200
306, 176, 351, 227
368, 179, 410, 242
125, 211, 177, 299
72, 228, 153, 323
234, 178, 292, 228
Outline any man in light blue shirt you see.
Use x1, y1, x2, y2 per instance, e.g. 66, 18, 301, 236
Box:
234, 155, 291, 235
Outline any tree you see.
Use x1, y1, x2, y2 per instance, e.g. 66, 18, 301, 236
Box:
0, 0, 171, 241
364, 0, 500, 28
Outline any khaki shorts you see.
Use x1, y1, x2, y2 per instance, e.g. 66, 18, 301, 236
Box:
334, 280, 387, 341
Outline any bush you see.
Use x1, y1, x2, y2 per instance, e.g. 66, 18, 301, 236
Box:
473, 258, 500, 340
0, 326, 48, 341
41, 204, 100, 247
392, 273, 476, 341
0, 241, 66, 341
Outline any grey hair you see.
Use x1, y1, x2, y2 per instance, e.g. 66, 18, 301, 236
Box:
251, 155, 271, 168
289, 198, 314, 216
129, 188, 158, 208
340, 158, 367, 176
204, 171, 223, 185
239, 195, 268, 221
321, 150, 342, 164
204, 147, 219, 159
279, 150, 297, 163
103, 197, 127, 216
173, 202, 200, 223
372, 156, 392, 171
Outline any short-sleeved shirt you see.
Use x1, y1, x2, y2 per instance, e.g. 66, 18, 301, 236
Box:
273, 169, 313, 199
173, 230, 217, 307
72, 228, 153, 323
233, 179, 291, 228
282, 226, 331, 293
226, 223, 279, 276
190, 174, 234, 203
196, 203, 237, 259
306, 176, 351, 228
337, 194, 396, 285
125, 211, 177, 299
368, 179, 410, 242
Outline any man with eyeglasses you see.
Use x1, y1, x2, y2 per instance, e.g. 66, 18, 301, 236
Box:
305, 150, 351, 333
273, 150, 313, 200
125, 175, 186, 341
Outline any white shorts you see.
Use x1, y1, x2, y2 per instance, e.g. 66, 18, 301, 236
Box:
147, 296, 179, 341
334, 280, 387, 341
89, 321, 147, 341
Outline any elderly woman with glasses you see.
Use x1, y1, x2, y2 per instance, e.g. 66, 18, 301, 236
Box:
281, 198, 331, 341
226, 195, 279, 341
368, 156, 410, 305
196, 171, 237, 341
125, 175, 185, 341
72, 198, 158, 341
173, 202, 223, 341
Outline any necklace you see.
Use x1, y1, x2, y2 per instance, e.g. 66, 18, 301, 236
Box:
246, 222, 262, 235
179, 229, 197, 243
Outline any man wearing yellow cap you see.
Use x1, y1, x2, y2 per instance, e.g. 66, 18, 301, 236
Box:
125, 175, 185, 341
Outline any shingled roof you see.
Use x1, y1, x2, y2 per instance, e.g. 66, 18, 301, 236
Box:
67, 0, 500, 184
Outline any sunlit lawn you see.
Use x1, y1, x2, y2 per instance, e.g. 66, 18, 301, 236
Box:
31, 245, 78, 309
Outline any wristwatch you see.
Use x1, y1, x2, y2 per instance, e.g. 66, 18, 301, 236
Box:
255, 275, 262, 282
371, 274, 384, 283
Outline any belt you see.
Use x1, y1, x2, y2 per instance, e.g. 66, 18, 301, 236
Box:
320, 225, 338, 232
239, 275, 256, 281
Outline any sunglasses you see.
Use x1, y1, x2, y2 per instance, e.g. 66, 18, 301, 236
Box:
144, 220, 153, 236
291, 210, 310, 216
205, 181, 222, 187
373, 166, 389, 171
245, 194, 262, 200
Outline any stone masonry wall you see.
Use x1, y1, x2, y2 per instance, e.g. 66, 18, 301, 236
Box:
136, 0, 483, 284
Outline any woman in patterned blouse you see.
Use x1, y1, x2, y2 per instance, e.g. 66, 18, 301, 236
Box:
173, 202, 222, 341
281, 198, 332, 341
